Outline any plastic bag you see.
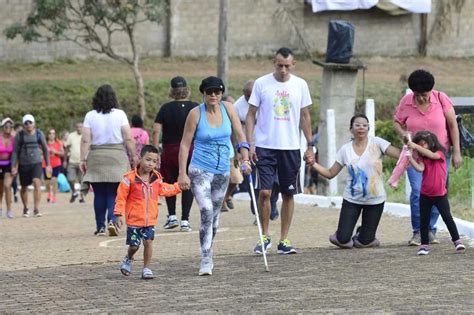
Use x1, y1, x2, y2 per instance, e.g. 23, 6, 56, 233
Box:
325, 20, 354, 64
57, 173, 71, 192
457, 115, 474, 151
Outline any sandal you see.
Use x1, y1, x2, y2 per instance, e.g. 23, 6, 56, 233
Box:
142, 267, 154, 280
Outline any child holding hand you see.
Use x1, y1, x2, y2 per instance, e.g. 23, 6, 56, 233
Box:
114, 145, 181, 279
407, 131, 465, 255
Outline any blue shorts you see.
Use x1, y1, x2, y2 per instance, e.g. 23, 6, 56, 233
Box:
255, 147, 301, 195
126, 226, 155, 247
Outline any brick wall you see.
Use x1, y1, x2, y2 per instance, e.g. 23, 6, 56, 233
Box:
0, 0, 473, 62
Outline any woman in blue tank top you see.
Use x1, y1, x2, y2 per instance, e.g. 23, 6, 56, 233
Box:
178, 76, 251, 276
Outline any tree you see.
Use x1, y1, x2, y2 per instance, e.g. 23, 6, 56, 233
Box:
217, 0, 229, 89
4, 0, 167, 119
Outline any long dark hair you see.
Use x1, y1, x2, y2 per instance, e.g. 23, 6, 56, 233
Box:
412, 130, 445, 154
92, 84, 119, 114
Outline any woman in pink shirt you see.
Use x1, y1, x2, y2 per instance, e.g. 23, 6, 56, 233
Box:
393, 69, 462, 246
407, 130, 465, 255
0, 117, 15, 218
128, 115, 149, 168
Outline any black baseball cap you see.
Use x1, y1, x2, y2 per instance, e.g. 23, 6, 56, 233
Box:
199, 76, 225, 94
170, 76, 187, 88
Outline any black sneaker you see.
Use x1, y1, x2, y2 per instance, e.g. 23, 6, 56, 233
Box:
23, 208, 29, 218
14, 195, 18, 203
79, 198, 85, 203
70, 192, 79, 203
94, 227, 106, 236
33, 209, 42, 217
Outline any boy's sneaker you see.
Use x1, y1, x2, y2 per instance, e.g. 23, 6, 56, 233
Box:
180, 220, 192, 232
120, 256, 133, 276
277, 239, 297, 254
6, 210, 13, 219
108, 222, 119, 236
79, 198, 86, 203
33, 209, 42, 217
226, 198, 234, 210
454, 240, 466, 253
70, 192, 79, 203
23, 208, 29, 218
428, 231, 440, 244
417, 245, 429, 255
14, 195, 18, 203
94, 227, 106, 236
142, 267, 154, 280
164, 215, 179, 229
254, 235, 272, 254
198, 257, 213, 276
408, 232, 421, 246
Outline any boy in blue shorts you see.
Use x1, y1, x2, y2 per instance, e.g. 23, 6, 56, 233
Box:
113, 145, 181, 279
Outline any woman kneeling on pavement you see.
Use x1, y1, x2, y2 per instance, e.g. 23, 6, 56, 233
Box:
309, 114, 400, 248
178, 76, 251, 275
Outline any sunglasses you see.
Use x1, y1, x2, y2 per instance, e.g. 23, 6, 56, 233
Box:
205, 89, 222, 96
24, 121, 33, 126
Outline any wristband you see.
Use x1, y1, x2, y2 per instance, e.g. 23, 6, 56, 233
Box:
236, 142, 250, 153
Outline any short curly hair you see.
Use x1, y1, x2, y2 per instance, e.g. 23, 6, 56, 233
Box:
408, 69, 435, 93
92, 84, 119, 114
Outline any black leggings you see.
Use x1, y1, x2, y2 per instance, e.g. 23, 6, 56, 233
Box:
163, 168, 194, 221
420, 194, 460, 245
336, 199, 384, 244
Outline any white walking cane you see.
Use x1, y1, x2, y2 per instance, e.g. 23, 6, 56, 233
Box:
245, 171, 270, 272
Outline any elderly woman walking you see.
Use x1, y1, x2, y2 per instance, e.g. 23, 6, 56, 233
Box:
80, 84, 138, 236
178, 76, 251, 276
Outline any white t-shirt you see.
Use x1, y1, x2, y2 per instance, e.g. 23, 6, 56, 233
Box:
248, 73, 312, 150
83, 109, 129, 145
335, 136, 391, 205
65, 131, 82, 164
234, 95, 250, 123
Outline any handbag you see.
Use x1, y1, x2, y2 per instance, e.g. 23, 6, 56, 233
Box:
457, 115, 474, 151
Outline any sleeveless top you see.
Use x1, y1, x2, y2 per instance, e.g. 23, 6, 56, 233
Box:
190, 102, 232, 174
0, 135, 14, 166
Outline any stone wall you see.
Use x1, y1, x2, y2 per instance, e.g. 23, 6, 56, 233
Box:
0, 0, 473, 62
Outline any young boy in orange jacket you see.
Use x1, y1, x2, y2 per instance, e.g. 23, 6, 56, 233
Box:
114, 145, 181, 279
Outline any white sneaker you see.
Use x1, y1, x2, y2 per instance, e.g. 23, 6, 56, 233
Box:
180, 220, 192, 232
6, 210, 13, 219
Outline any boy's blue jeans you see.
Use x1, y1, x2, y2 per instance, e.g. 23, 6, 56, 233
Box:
407, 151, 451, 233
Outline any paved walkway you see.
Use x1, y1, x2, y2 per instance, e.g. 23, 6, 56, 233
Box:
0, 192, 472, 313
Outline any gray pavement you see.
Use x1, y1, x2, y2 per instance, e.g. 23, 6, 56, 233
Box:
0, 192, 473, 313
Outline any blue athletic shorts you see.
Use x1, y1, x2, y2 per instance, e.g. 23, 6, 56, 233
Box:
126, 226, 155, 247
255, 147, 301, 195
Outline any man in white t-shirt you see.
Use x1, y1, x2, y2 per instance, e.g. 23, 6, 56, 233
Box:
246, 47, 315, 255
65, 122, 85, 203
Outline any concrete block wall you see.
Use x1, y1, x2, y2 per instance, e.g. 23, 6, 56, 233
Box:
0, 0, 473, 62
0, 0, 167, 62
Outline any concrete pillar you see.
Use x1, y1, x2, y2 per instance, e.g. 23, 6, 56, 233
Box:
314, 61, 365, 194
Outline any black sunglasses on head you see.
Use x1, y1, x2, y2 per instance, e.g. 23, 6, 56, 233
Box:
204, 89, 222, 96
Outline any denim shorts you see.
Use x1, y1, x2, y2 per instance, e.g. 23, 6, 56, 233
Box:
126, 226, 155, 247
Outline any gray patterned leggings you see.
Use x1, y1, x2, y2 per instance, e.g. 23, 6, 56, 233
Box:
189, 166, 230, 258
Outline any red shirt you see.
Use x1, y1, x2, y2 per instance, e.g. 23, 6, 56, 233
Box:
421, 151, 447, 197
42, 140, 63, 168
